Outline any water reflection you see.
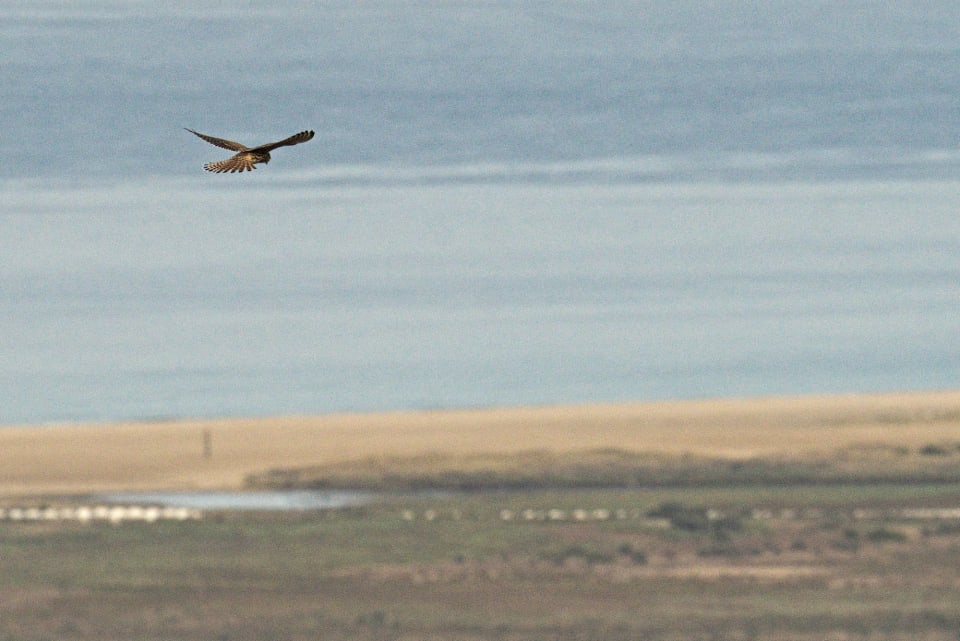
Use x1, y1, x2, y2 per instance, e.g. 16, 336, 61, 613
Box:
96, 490, 375, 511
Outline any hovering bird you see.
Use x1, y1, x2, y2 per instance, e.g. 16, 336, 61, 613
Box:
185, 128, 315, 173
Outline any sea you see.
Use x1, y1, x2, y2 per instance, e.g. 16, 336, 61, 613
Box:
2, 1, 960, 425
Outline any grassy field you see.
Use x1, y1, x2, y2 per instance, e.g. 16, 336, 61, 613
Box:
3, 391, 960, 640
3, 484, 960, 641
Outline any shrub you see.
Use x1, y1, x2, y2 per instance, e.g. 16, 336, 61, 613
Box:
711, 515, 743, 537
543, 543, 614, 565
865, 527, 908, 543
832, 528, 861, 552
617, 542, 647, 564
924, 521, 960, 537
919, 444, 949, 456
647, 502, 710, 532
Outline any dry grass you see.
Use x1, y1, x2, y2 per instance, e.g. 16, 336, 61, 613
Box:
3, 390, 960, 496
3, 489, 960, 641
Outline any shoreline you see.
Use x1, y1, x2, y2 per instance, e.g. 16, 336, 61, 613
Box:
2, 390, 960, 497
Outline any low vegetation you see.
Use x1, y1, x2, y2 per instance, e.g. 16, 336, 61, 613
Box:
245, 442, 960, 491
4, 466, 960, 640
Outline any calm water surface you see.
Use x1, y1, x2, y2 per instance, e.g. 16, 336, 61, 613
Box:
4, 177, 959, 424
3, 3, 960, 424
96, 490, 375, 511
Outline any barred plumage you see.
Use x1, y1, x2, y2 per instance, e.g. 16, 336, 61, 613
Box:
185, 128, 315, 173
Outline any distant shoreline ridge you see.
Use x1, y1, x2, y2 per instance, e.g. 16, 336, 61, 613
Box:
2, 389, 960, 497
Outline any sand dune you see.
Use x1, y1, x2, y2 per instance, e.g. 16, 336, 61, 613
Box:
2, 390, 960, 496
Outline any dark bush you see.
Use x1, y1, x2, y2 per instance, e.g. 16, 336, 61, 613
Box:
617, 542, 647, 564
832, 528, 861, 552
543, 543, 615, 565
865, 527, 908, 543
711, 514, 743, 536
919, 444, 949, 456
647, 502, 710, 532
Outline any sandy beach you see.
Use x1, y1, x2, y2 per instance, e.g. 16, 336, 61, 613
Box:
2, 390, 959, 497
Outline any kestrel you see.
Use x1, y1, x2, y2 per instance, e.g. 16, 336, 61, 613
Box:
185, 128, 315, 173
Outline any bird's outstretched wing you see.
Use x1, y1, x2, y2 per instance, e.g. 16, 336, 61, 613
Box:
185, 128, 249, 152
203, 154, 259, 173
251, 130, 315, 153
